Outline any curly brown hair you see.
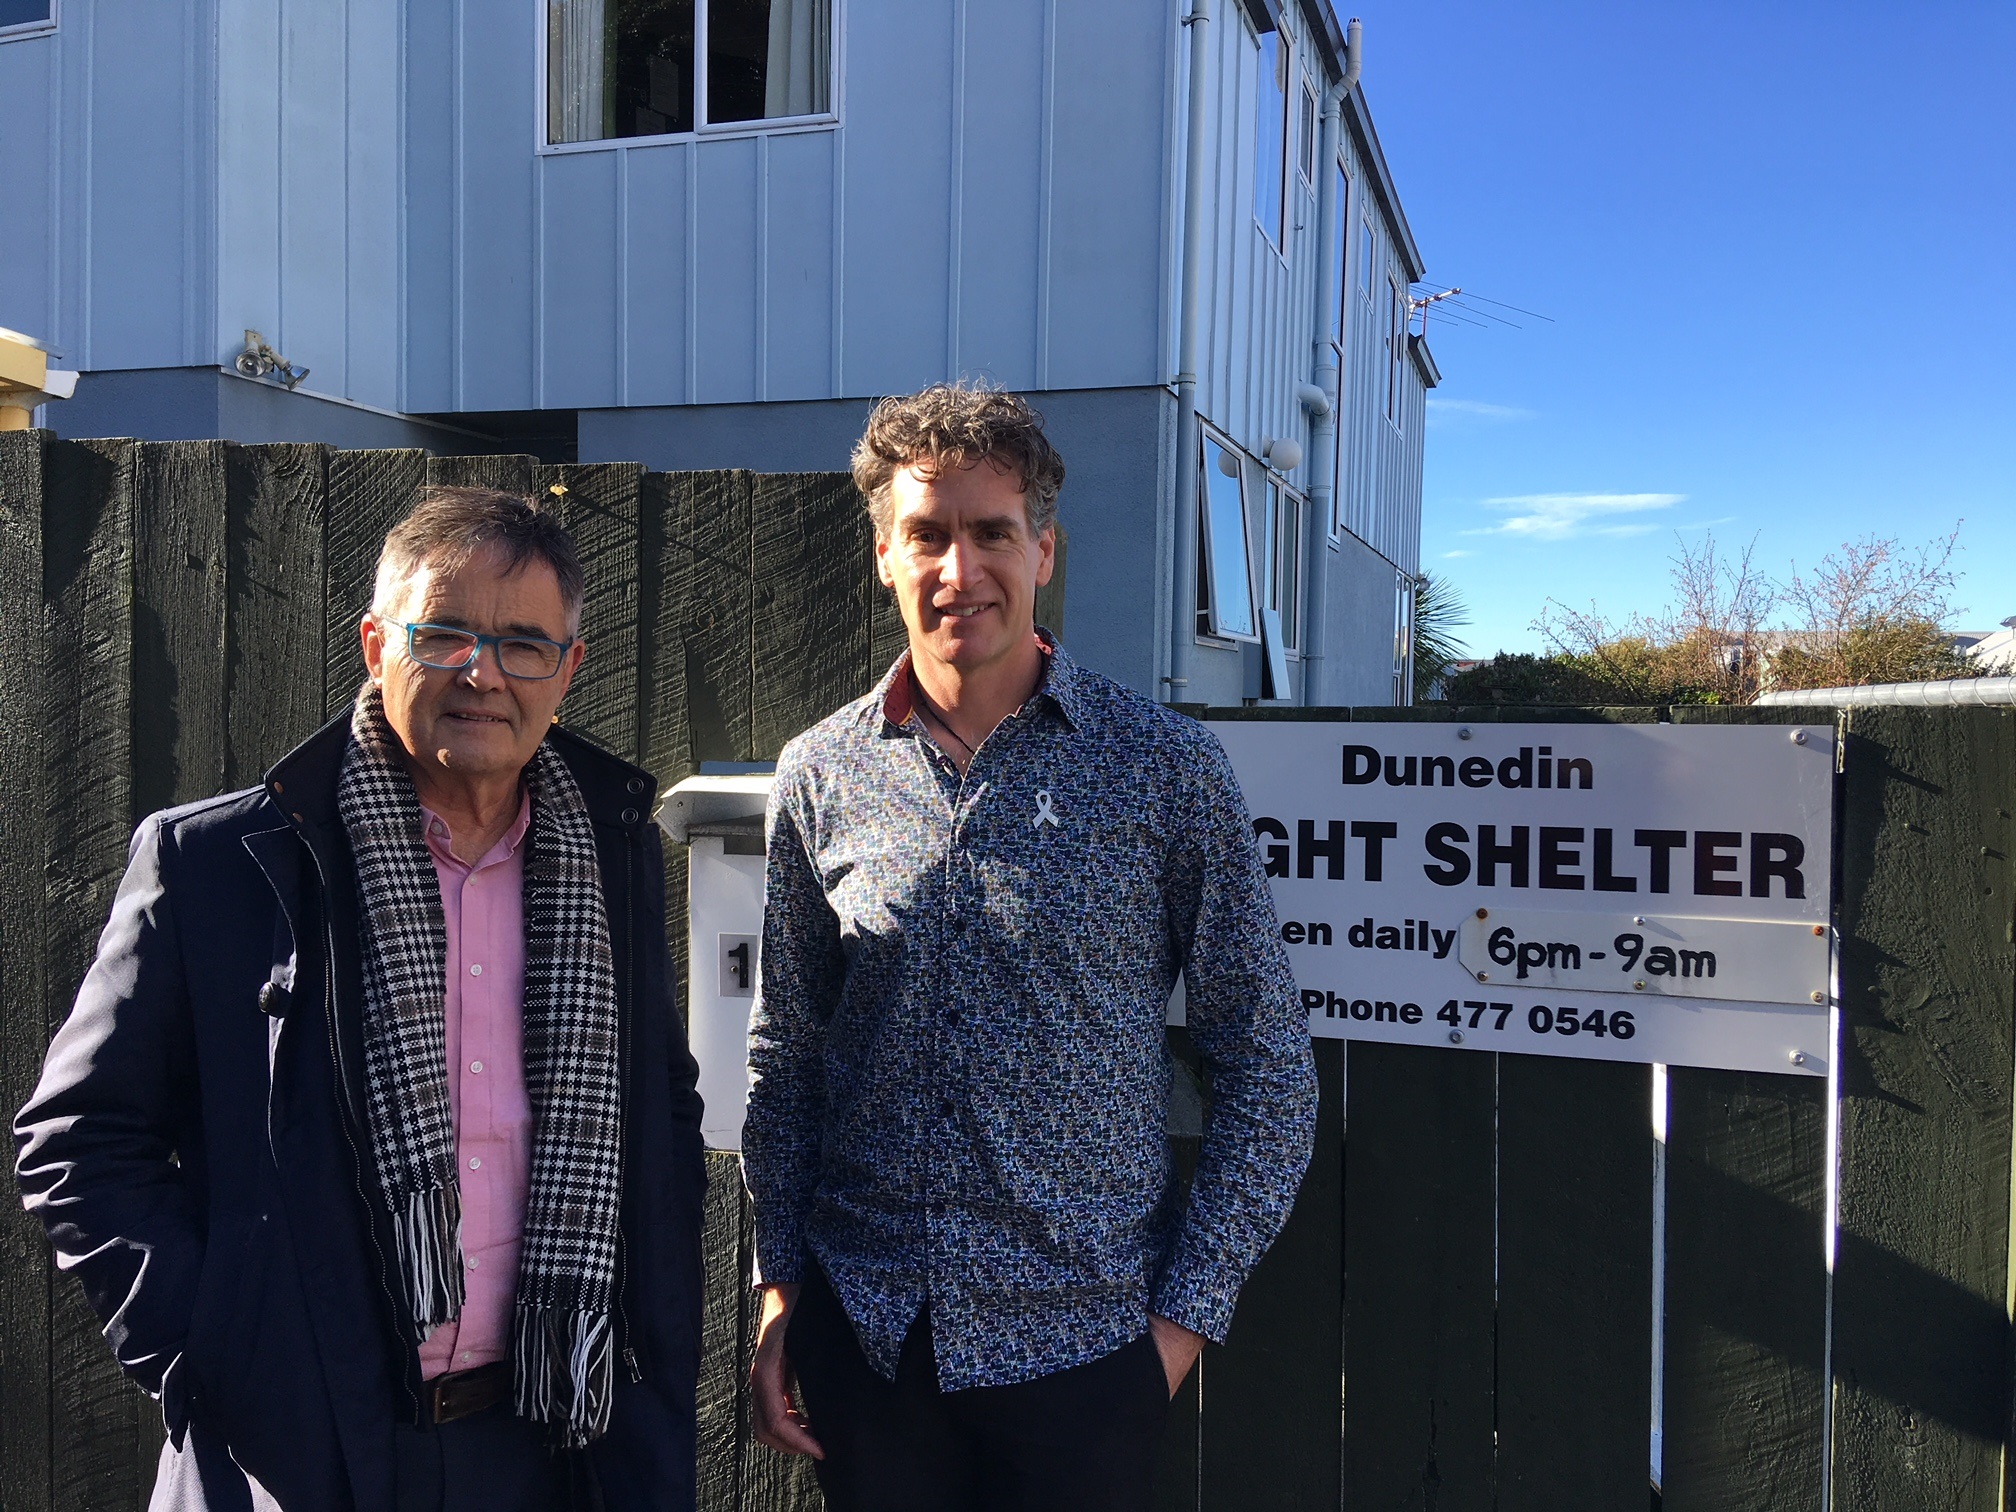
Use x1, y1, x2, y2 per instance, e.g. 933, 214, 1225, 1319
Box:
850, 383, 1066, 538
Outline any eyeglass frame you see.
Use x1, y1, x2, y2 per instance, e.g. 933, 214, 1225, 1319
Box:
388, 619, 578, 681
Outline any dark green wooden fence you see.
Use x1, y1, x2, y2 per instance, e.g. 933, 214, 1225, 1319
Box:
3, 433, 2012, 1512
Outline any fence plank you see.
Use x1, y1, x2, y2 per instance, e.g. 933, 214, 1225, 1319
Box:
735, 1180, 824, 1512
536, 462, 642, 763
228, 444, 329, 781
1662, 1069, 1826, 1512
424, 453, 537, 493
41, 439, 152, 1512
750, 474, 874, 760
1341, 1041, 1497, 1511
1495, 1055, 1654, 1511
1660, 703, 1829, 1512
0, 430, 55, 1512
1199, 1040, 1343, 1512
323, 449, 425, 720
674, 471, 757, 769
1831, 707, 2015, 1509
131, 441, 229, 816
697, 1153, 748, 1512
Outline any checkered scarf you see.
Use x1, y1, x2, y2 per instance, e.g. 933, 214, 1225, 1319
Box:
337, 688, 624, 1447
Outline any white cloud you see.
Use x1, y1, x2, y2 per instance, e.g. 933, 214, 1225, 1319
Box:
1465, 492, 1684, 541
1426, 398, 1537, 427
1441, 549, 1476, 558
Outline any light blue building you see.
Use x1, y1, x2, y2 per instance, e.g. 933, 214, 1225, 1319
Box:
2, 0, 1437, 705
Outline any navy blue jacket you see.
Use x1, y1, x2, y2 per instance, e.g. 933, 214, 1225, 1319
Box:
14, 714, 706, 1510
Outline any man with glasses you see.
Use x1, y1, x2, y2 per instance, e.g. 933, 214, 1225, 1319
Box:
15, 488, 706, 1511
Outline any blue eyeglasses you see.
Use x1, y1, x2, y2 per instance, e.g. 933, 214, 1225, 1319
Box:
397, 622, 575, 680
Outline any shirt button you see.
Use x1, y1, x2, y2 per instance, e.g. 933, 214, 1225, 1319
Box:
460, 1352, 472, 1362
469, 964, 483, 977
468, 1157, 482, 1170
467, 1257, 480, 1270
470, 1061, 484, 1074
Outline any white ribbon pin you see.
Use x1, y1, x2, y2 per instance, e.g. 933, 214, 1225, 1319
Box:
1031, 790, 1061, 830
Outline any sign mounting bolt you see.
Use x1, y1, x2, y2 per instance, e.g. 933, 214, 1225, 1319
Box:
1475, 971, 1490, 982
1810, 990, 1826, 1004
1633, 980, 1647, 991
1457, 727, 1472, 740
1789, 1049, 1807, 1066
1812, 925, 1825, 936
1449, 1029, 1465, 1044
1791, 729, 1809, 745
1475, 908, 1489, 919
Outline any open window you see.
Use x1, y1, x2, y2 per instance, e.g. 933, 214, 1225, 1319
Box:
1262, 480, 1302, 653
1197, 433, 1258, 642
0, 0, 55, 39
546, 0, 833, 146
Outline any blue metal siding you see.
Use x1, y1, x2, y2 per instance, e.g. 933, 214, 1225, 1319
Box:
0, 34, 58, 346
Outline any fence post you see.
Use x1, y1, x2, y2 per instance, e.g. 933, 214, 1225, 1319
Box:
1831, 706, 2016, 1508
0, 429, 56, 1512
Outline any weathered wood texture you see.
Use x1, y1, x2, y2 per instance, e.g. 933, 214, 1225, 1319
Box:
1341, 1041, 1497, 1511
1496, 1055, 1654, 1509
41, 438, 155, 1512
1197, 1040, 1344, 1512
0, 430, 57, 1512
1831, 706, 2015, 1509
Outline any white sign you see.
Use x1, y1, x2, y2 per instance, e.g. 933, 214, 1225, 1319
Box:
1202, 720, 1836, 1076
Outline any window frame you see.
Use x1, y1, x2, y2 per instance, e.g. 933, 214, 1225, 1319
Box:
0, 0, 56, 41
1247, 13, 1292, 259
1296, 76, 1320, 193
1386, 273, 1407, 430
1262, 477, 1305, 655
1328, 154, 1350, 541
537, 0, 841, 155
1196, 426, 1262, 645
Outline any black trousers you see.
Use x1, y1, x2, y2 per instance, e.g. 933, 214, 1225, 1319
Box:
392, 1399, 572, 1512
787, 1266, 1172, 1512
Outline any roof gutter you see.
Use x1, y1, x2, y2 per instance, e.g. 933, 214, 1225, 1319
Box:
1166, 0, 1214, 702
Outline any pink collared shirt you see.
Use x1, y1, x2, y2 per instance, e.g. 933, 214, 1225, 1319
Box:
416, 792, 534, 1381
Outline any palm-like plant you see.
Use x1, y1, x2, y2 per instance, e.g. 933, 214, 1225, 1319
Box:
1411, 572, 1471, 702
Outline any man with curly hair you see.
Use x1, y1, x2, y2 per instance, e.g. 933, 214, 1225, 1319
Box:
742, 384, 1317, 1511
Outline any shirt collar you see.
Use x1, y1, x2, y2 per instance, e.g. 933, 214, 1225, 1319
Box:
874, 630, 1082, 735
419, 786, 533, 869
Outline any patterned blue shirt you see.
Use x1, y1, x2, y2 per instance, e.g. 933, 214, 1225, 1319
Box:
742, 638, 1317, 1389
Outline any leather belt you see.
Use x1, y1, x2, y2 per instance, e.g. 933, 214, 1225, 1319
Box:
429, 1361, 511, 1424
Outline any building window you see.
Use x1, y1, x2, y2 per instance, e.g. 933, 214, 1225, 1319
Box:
0, 0, 54, 37
547, 0, 832, 146
1252, 23, 1289, 251
1359, 213, 1376, 298
1198, 434, 1258, 641
1297, 80, 1320, 191
1386, 276, 1406, 426
1393, 572, 1414, 706
1263, 481, 1302, 650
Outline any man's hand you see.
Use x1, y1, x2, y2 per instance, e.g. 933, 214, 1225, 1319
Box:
749, 1284, 824, 1458
1147, 1313, 1207, 1398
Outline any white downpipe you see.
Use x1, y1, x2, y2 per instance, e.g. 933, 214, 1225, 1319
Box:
1298, 21, 1359, 708
1167, 0, 1213, 701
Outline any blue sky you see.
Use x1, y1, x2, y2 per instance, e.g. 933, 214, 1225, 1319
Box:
1361, 1, 2014, 657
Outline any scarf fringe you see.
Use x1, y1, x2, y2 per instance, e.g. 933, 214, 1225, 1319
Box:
513, 1303, 614, 1449
392, 1182, 465, 1330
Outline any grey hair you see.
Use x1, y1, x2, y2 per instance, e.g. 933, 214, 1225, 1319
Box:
372, 487, 586, 629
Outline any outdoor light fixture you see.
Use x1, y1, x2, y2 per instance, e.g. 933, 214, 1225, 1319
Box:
1262, 437, 1303, 472
234, 329, 310, 390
